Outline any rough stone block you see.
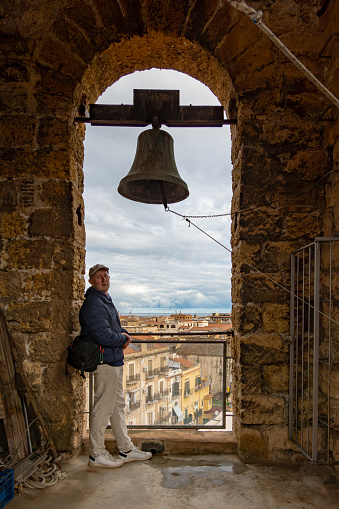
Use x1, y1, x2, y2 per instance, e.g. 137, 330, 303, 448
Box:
262, 303, 290, 333
22, 269, 73, 301
0, 62, 29, 83
237, 426, 268, 453
0, 271, 23, 300
21, 359, 45, 390
240, 365, 262, 394
0, 211, 27, 238
231, 242, 261, 273
263, 364, 289, 392
29, 208, 73, 238
232, 303, 262, 334
0, 148, 73, 179
42, 361, 83, 392
6, 301, 52, 332
285, 150, 327, 180
7, 238, 54, 269
283, 211, 323, 241
263, 241, 297, 272
240, 395, 286, 425
37, 39, 87, 80
240, 334, 287, 365
37, 117, 72, 150
49, 420, 83, 452
0, 84, 29, 113
51, 300, 74, 334
267, 426, 299, 452
36, 390, 78, 424
232, 273, 288, 304
36, 67, 78, 98
0, 116, 37, 148
0, 181, 18, 212
52, 240, 85, 270
238, 207, 284, 242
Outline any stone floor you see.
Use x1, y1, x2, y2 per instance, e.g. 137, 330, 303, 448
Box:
9, 452, 339, 509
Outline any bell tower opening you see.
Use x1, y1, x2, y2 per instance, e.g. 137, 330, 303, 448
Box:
83, 69, 233, 318
82, 69, 233, 431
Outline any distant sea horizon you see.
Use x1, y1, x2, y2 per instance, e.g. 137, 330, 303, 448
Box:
118, 308, 232, 316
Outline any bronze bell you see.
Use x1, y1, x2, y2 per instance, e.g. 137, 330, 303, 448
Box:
118, 127, 189, 207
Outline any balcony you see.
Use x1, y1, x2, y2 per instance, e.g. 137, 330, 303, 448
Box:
195, 379, 210, 391
126, 374, 140, 385
183, 415, 193, 425
184, 388, 194, 398
126, 401, 141, 414
145, 368, 158, 379
152, 390, 169, 401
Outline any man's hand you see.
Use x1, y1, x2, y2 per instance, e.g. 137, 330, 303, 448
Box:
122, 332, 131, 350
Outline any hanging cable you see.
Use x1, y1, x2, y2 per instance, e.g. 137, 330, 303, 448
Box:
227, 0, 339, 110
166, 206, 261, 219
166, 207, 339, 328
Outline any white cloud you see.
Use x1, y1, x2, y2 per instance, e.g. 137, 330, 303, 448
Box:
83, 69, 233, 314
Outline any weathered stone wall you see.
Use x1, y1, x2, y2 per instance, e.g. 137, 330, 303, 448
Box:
0, 0, 338, 461
318, 0, 339, 467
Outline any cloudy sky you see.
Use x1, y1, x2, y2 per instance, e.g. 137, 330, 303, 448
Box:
83, 69, 233, 315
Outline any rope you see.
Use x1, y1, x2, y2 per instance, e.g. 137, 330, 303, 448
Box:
227, 0, 339, 110
165, 207, 339, 328
22, 456, 67, 489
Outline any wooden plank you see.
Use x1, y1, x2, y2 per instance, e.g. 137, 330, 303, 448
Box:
0, 309, 28, 463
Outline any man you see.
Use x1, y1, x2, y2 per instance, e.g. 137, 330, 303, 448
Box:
79, 264, 152, 468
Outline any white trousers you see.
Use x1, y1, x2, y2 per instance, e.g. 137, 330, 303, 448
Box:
89, 364, 133, 457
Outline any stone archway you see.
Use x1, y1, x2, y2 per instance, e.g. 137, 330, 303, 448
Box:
0, 1, 338, 462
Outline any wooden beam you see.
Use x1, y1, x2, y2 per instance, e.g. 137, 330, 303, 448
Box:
74, 89, 236, 127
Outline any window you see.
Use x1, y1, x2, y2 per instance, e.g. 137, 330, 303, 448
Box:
147, 412, 153, 425
128, 363, 135, 378
159, 380, 164, 395
172, 381, 179, 397
184, 380, 190, 396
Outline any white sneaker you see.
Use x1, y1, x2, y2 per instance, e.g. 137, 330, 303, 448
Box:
88, 451, 124, 468
119, 446, 152, 463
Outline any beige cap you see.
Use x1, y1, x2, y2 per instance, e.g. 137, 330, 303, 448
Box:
89, 264, 109, 279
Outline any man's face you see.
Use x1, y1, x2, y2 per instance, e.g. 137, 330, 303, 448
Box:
89, 269, 110, 294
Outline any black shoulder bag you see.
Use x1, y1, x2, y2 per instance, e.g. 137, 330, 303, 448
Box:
67, 301, 104, 378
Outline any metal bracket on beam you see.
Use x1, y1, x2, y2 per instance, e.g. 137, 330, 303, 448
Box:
75, 89, 236, 127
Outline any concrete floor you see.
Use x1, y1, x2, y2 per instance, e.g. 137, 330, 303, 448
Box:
9, 453, 339, 509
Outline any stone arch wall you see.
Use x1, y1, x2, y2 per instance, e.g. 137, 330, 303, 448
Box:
0, 1, 338, 460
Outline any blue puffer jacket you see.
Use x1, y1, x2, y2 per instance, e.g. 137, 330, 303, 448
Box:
79, 287, 129, 366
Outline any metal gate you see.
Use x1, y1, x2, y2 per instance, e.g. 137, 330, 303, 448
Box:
289, 237, 339, 463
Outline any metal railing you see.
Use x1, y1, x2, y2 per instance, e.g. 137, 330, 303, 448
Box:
289, 237, 339, 463
86, 330, 233, 430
